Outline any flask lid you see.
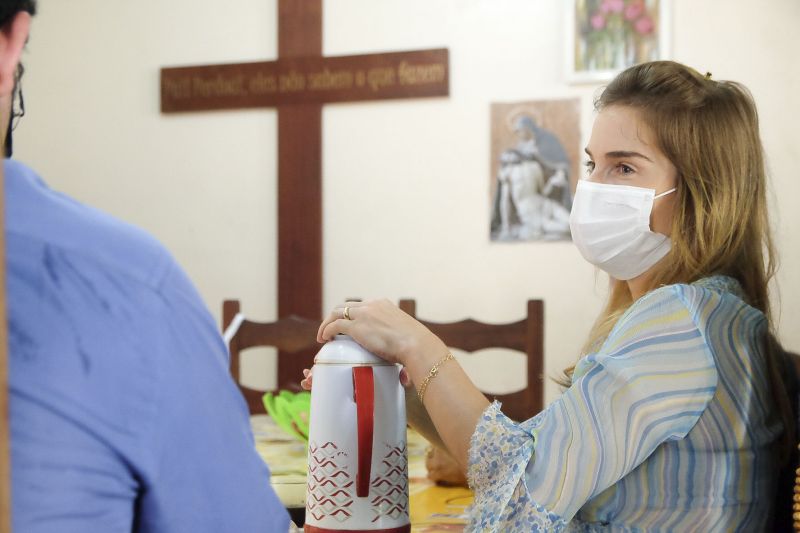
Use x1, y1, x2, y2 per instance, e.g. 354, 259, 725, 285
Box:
314, 335, 388, 365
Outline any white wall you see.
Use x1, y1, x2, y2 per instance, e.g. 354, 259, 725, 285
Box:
15, 0, 800, 404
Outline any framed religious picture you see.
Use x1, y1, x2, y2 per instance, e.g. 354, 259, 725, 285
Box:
567, 0, 671, 83
490, 99, 580, 243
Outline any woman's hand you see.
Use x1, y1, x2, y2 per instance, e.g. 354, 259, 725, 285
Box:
425, 446, 468, 487
313, 299, 490, 471
317, 299, 446, 367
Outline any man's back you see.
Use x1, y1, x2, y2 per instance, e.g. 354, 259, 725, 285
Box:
5, 159, 289, 532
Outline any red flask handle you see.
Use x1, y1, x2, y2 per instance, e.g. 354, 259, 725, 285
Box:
352, 367, 374, 498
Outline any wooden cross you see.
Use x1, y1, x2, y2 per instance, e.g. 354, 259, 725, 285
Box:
160, 1, 449, 387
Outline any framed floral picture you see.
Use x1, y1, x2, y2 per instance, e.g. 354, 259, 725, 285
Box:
567, 0, 671, 83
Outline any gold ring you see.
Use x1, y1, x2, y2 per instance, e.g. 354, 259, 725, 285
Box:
343, 306, 352, 320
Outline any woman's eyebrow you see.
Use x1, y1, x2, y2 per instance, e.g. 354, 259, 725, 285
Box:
606, 150, 654, 162
584, 147, 653, 162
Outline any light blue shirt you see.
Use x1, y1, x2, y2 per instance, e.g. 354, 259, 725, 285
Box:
5, 159, 290, 532
467, 276, 784, 532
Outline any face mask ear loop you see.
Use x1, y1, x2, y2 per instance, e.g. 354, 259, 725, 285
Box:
654, 187, 677, 200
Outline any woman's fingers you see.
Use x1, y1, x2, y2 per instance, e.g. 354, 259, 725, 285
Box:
320, 317, 356, 342
315, 298, 440, 366
317, 301, 366, 342
316, 310, 340, 342
300, 368, 312, 390
400, 367, 411, 387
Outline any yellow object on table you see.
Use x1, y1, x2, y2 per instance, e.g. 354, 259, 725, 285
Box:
251, 415, 473, 532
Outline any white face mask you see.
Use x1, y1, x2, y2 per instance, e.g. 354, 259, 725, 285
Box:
569, 180, 676, 280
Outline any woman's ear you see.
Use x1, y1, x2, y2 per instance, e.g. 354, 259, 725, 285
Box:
0, 11, 31, 97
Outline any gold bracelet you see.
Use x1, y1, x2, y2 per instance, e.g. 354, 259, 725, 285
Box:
417, 351, 455, 404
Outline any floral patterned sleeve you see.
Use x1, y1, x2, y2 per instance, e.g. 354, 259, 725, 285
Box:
468, 403, 569, 531
465, 285, 718, 531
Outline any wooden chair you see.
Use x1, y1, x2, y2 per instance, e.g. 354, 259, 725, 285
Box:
784, 350, 800, 532
222, 300, 320, 415
398, 299, 544, 422
771, 349, 800, 532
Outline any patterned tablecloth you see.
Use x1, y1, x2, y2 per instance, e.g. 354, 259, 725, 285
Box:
251, 415, 472, 532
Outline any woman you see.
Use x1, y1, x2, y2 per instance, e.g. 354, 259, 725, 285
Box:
304, 61, 793, 531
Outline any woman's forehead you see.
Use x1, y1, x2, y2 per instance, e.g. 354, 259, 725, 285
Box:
589, 105, 657, 155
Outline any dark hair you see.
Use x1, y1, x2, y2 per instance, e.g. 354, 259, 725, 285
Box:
0, 0, 36, 28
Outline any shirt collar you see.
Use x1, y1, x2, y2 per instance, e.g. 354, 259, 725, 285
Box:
692, 275, 747, 300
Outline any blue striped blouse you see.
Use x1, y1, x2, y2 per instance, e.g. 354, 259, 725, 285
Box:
467, 276, 784, 532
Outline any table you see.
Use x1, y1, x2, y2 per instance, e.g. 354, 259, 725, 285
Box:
251, 415, 473, 532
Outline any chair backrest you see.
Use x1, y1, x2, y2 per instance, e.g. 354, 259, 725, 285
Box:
785, 351, 800, 532
222, 300, 319, 414
398, 299, 544, 422
773, 349, 800, 532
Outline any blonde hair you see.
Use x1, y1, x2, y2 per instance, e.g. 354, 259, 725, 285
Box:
564, 60, 792, 459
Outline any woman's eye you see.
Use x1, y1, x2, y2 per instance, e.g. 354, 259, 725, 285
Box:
617, 163, 634, 174
584, 160, 595, 174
